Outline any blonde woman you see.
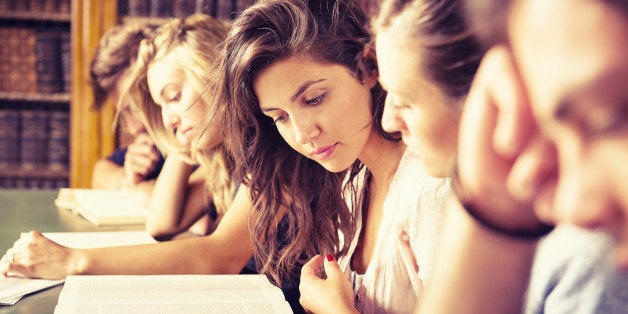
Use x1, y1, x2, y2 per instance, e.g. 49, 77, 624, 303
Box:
120, 13, 234, 240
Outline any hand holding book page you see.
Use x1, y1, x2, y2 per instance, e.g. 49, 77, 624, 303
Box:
0, 231, 156, 305
54, 274, 293, 314
55, 188, 149, 226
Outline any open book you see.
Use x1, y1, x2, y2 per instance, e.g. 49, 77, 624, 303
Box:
55, 188, 148, 226
54, 274, 293, 314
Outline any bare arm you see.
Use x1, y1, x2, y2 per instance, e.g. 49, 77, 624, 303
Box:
418, 46, 553, 314
417, 198, 537, 314
0, 186, 254, 279
145, 154, 211, 239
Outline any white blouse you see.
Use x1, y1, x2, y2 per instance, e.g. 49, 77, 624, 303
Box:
338, 149, 450, 313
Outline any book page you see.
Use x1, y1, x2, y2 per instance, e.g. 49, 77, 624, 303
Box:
54, 301, 292, 314
41, 231, 156, 248
56, 275, 292, 314
60, 189, 148, 226
0, 276, 63, 305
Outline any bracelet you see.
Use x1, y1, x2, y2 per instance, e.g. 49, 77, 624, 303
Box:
451, 167, 554, 240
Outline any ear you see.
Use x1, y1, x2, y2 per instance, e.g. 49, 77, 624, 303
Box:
361, 46, 379, 88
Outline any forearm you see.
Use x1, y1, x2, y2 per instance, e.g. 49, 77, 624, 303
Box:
145, 154, 203, 238
77, 236, 252, 275
418, 197, 538, 314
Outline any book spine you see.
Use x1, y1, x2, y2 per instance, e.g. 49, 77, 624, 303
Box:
58, 0, 71, 14
28, 0, 43, 12
234, 0, 250, 19
150, 0, 172, 17
215, 0, 234, 20
20, 105, 49, 171
48, 108, 69, 172
60, 29, 71, 93
172, 0, 196, 18
128, 0, 150, 16
0, 105, 21, 170
0, 28, 8, 92
35, 26, 63, 93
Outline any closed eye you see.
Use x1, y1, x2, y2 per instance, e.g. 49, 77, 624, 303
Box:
305, 93, 326, 106
272, 113, 289, 124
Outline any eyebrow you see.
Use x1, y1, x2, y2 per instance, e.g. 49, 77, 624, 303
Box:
261, 78, 326, 112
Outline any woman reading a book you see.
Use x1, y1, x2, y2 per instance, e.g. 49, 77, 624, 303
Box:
217, 0, 448, 312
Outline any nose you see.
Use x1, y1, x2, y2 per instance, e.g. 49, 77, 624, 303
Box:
381, 96, 405, 133
162, 107, 181, 130
292, 114, 319, 145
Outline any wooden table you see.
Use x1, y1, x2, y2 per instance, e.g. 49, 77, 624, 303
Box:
0, 189, 142, 314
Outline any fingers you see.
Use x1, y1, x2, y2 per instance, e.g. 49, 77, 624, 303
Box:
322, 254, 343, 280
301, 255, 325, 279
486, 46, 535, 159
507, 134, 557, 202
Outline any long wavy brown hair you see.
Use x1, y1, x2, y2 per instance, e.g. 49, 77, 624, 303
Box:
215, 0, 398, 285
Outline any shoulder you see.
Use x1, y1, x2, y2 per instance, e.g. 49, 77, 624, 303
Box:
526, 225, 628, 313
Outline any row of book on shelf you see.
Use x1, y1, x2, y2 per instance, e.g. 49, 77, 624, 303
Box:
0, 0, 71, 13
120, 0, 379, 21
0, 103, 69, 172
0, 25, 71, 94
120, 0, 251, 20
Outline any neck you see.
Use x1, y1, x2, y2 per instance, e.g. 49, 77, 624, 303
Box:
358, 130, 406, 187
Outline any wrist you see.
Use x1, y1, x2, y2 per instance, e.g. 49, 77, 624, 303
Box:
68, 248, 88, 275
451, 167, 554, 241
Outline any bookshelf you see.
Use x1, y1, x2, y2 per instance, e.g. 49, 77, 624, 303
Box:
0, 0, 72, 189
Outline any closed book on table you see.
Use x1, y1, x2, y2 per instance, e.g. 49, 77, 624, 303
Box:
55, 189, 149, 226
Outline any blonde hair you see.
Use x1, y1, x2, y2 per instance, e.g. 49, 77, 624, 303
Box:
120, 13, 234, 221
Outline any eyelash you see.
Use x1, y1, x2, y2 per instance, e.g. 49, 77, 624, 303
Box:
271, 93, 327, 124
305, 93, 325, 106
168, 92, 181, 103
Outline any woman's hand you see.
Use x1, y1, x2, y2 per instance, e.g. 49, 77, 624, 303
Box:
299, 255, 358, 314
457, 45, 557, 232
124, 132, 162, 185
0, 231, 79, 279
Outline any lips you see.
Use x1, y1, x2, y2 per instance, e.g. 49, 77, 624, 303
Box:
311, 143, 337, 160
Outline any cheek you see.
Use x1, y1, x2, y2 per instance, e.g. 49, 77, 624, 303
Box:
276, 126, 300, 152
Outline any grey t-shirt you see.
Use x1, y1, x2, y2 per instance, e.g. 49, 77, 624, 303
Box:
525, 225, 628, 313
